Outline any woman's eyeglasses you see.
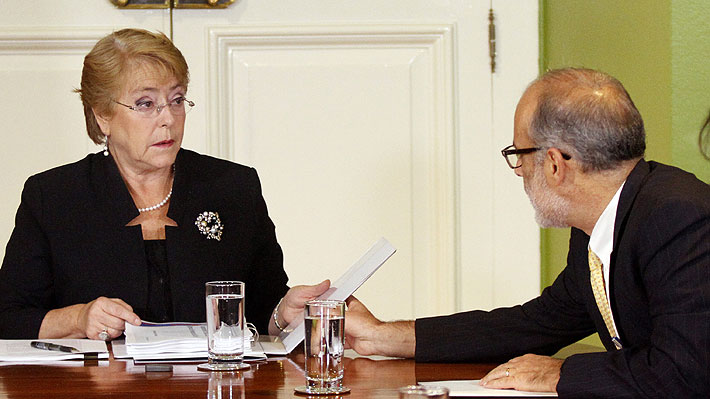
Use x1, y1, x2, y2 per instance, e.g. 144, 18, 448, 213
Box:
112, 97, 194, 118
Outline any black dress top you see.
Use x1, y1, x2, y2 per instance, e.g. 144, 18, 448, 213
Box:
0, 148, 290, 338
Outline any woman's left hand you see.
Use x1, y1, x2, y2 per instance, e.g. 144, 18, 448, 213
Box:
269, 280, 330, 335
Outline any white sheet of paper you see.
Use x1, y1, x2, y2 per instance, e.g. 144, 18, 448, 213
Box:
0, 339, 108, 362
256, 335, 289, 356
420, 381, 558, 397
278, 237, 396, 353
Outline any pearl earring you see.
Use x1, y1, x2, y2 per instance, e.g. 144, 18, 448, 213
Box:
103, 139, 109, 157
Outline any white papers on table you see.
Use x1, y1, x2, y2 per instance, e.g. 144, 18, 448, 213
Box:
0, 339, 108, 362
420, 381, 558, 397
123, 321, 265, 362
278, 237, 396, 353
256, 335, 290, 356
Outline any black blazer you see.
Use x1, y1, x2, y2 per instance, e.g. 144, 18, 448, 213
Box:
415, 160, 710, 398
0, 149, 289, 337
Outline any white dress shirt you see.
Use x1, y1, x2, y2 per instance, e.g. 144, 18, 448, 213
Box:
588, 182, 625, 340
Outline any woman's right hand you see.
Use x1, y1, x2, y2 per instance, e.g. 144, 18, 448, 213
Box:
76, 297, 142, 340
39, 297, 141, 340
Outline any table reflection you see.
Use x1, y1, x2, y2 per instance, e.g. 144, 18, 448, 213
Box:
208, 372, 244, 399
0, 351, 493, 398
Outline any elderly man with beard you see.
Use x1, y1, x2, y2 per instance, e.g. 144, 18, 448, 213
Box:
344, 68, 710, 398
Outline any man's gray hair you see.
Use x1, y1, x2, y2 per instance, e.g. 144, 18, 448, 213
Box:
529, 68, 646, 172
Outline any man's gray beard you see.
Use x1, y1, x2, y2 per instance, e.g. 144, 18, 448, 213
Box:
524, 164, 570, 228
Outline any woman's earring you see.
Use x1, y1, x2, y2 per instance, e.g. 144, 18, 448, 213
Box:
103, 139, 109, 157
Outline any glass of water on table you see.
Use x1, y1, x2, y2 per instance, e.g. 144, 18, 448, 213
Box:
198, 281, 250, 371
295, 299, 349, 395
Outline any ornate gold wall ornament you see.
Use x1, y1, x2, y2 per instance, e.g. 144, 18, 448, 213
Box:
109, 0, 235, 9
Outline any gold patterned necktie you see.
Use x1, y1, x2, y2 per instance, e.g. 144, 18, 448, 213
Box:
588, 249, 623, 350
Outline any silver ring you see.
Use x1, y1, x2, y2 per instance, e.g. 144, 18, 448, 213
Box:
98, 329, 110, 341
505, 368, 510, 377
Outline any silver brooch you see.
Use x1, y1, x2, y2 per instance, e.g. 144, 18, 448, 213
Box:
195, 211, 224, 241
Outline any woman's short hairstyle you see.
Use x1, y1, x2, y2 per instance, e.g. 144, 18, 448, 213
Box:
529, 68, 646, 172
75, 28, 190, 144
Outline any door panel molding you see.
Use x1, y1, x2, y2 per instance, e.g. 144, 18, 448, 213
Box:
0, 28, 109, 255
0, 28, 107, 54
207, 24, 458, 316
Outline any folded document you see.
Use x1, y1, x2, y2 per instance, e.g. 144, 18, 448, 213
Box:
0, 339, 108, 362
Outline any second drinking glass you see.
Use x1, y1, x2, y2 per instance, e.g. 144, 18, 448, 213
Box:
298, 299, 349, 394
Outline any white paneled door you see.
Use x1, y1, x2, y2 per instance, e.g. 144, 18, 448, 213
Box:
0, 1, 539, 322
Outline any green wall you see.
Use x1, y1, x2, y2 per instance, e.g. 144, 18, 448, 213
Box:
539, 0, 709, 347
671, 1, 710, 178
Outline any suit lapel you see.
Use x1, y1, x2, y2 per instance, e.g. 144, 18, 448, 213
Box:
612, 159, 650, 256
90, 152, 140, 226
166, 148, 188, 226
606, 159, 651, 345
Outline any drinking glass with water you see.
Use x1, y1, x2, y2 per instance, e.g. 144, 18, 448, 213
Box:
295, 299, 350, 395
198, 281, 250, 371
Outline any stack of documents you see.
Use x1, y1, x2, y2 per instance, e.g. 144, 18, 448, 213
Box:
122, 321, 265, 363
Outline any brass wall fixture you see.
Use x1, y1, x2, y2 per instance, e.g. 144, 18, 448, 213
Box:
110, 0, 235, 9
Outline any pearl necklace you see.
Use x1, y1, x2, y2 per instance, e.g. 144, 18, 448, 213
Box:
138, 188, 173, 213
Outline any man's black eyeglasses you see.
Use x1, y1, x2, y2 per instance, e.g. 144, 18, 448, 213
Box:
501, 145, 540, 169
501, 144, 572, 169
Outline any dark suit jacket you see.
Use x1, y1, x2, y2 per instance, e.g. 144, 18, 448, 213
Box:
415, 160, 710, 398
0, 149, 289, 338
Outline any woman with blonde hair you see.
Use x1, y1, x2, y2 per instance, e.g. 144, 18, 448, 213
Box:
0, 28, 326, 340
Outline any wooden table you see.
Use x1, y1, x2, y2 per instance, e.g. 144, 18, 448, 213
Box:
0, 349, 497, 398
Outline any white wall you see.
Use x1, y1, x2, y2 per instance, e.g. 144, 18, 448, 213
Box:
0, 0, 540, 321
